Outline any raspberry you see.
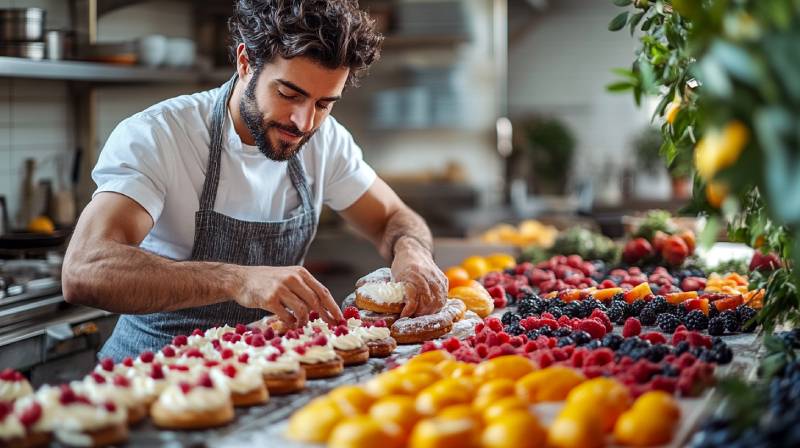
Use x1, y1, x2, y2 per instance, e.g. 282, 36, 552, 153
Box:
486, 318, 503, 333
267, 352, 280, 362
309, 310, 320, 320
650, 376, 677, 394
486, 347, 506, 360
640, 332, 667, 345
169, 364, 189, 372
540, 318, 559, 330
191, 328, 203, 336
178, 382, 192, 394
583, 365, 606, 379
509, 336, 524, 348
623, 318, 642, 337
523, 341, 537, 354
222, 332, 235, 342
551, 347, 568, 361
172, 335, 188, 347
475, 322, 485, 333
334, 325, 349, 336
312, 327, 322, 334
631, 360, 661, 383
420, 341, 438, 352
122, 357, 134, 367
476, 343, 490, 358
112, 375, 130, 387
263, 327, 275, 340
486, 333, 501, 348
586, 348, 615, 366
90, 372, 106, 383
17, 402, 42, 428
0, 369, 23, 381
270, 338, 283, 348
220, 348, 234, 359
294, 346, 307, 355
150, 364, 165, 380
452, 347, 482, 363
578, 319, 606, 339
497, 332, 511, 345
244, 334, 254, 345
675, 324, 688, 333
541, 312, 556, 320
184, 348, 203, 358
535, 350, 555, 368
590, 309, 613, 332
343, 306, 360, 320
493, 294, 508, 308
104, 402, 117, 413
675, 353, 697, 369
204, 360, 220, 368
250, 334, 266, 347
99, 357, 115, 372
557, 315, 571, 327
687, 332, 712, 349
235, 324, 247, 334
487, 285, 506, 300
285, 330, 300, 340
373, 320, 387, 328
222, 364, 238, 378
237, 353, 250, 364
443, 337, 461, 352
520, 317, 537, 331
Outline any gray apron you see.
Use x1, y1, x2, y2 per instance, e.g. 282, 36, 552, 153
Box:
99, 74, 317, 361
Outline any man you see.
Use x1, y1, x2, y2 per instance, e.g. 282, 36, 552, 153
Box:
62, 0, 448, 360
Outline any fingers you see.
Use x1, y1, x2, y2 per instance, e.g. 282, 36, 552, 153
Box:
401, 282, 419, 318
299, 269, 343, 324
270, 300, 297, 329
280, 290, 310, 328
409, 271, 434, 316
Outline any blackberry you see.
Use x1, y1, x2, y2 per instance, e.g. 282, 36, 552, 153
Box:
581, 299, 604, 316
547, 299, 567, 310
661, 364, 679, 377
517, 297, 545, 317
657, 314, 681, 333
639, 306, 658, 326
684, 310, 709, 331
517, 290, 539, 302
506, 324, 525, 336
547, 307, 564, 319
557, 336, 575, 347
526, 330, 541, 340
538, 327, 554, 337
673, 341, 690, 356
710, 343, 733, 364
554, 327, 573, 337
674, 304, 689, 319
720, 311, 740, 333
572, 330, 592, 346
607, 305, 625, 324
629, 347, 650, 361
585, 339, 602, 350
501, 311, 521, 326
611, 292, 626, 302
505, 292, 516, 306
737, 305, 758, 332
651, 296, 670, 313
628, 300, 646, 317
647, 344, 671, 362
708, 317, 726, 336
602, 333, 624, 350
708, 305, 720, 320
503, 268, 516, 276
562, 301, 582, 318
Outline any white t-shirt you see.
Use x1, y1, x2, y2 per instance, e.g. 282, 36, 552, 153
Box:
92, 85, 376, 261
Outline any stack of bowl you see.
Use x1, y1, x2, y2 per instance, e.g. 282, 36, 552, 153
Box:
0, 8, 46, 60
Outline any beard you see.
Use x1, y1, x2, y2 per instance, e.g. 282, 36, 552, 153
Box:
239, 73, 317, 161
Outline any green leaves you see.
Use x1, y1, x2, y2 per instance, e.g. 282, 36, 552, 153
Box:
613, 0, 633, 6
609, 11, 630, 31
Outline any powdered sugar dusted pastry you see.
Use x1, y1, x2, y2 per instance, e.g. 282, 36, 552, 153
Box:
0, 369, 33, 402
209, 364, 268, 407
355, 280, 407, 314
50, 385, 128, 448
355, 267, 393, 288
441, 298, 467, 323
150, 373, 234, 430
390, 308, 454, 344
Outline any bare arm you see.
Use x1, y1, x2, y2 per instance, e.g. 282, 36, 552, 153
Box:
339, 178, 447, 316
62, 192, 342, 326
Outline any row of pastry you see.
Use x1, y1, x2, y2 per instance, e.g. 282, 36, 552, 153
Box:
0, 311, 396, 447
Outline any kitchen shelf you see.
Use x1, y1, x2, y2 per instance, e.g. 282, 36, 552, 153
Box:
382, 34, 471, 48
0, 56, 232, 83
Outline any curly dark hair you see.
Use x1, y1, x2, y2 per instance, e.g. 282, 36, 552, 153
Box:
229, 0, 383, 86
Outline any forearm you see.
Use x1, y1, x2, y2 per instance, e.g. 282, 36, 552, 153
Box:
378, 206, 433, 261
62, 239, 243, 314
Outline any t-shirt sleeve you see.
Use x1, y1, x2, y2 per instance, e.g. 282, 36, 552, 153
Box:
92, 113, 172, 223
321, 118, 377, 211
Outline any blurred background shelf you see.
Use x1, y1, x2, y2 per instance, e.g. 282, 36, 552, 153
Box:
0, 56, 231, 83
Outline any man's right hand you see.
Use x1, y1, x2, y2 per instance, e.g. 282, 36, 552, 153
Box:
235, 265, 343, 328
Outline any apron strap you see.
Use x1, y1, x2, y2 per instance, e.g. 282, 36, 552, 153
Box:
288, 157, 314, 211
198, 73, 238, 212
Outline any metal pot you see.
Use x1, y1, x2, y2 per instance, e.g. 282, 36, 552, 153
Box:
0, 41, 45, 60
0, 8, 46, 42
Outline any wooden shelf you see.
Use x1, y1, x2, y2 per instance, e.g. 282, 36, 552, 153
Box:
0, 57, 232, 84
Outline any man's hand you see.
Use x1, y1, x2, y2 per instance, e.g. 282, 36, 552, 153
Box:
391, 237, 448, 317
235, 265, 343, 328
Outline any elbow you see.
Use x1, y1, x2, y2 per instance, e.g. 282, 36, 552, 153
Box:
61, 263, 93, 306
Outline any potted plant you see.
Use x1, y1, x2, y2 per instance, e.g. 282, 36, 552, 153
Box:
516, 117, 576, 195
633, 127, 693, 199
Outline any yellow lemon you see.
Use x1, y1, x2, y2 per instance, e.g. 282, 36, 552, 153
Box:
461, 256, 491, 279
481, 410, 547, 448
27, 216, 55, 234
486, 253, 516, 271
694, 120, 749, 180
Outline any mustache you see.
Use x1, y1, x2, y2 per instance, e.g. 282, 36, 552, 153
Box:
266, 121, 305, 138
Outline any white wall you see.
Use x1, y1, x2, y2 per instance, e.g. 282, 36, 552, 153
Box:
508, 0, 653, 188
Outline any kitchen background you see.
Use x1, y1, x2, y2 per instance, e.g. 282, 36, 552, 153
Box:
0, 0, 685, 382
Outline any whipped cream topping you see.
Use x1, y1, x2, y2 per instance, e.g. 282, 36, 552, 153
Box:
156, 382, 231, 413
346, 318, 363, 330
251, 355, 301, 376
332, 333, 365, 351
290, 345, 338, 364
353, 325, 391, 342
52, 401, 126, 433
13, 394, 56, 433
357, 282, 406, 304
131, 376, 168, 402
204, 325, 236, 340
73, 378, 144, 409
209, 365, 264, 394
0, 412, 25, 441
0, 379, 33, 402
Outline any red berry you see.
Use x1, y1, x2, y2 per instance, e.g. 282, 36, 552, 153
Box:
267, 352, 280, 362
420, 341, 438, 353
373, 320, 387, 328
486, 318, 503, 333
343, 306, 361, 320
590, 309, 613, 332
184, 348, 203, 358
150, 364, 165, 380
309, 310, 320, 320
475, 343, 490, 358
640, 332, 667, 345
221, 348, 234, 359
497, 332, 511, 345
474, 322, 485, 333
334, 325, 349, 336
578, 319, 607, 339
90, 372, 106, 383
99, 358, 114, 372
235, 324, 247, 334
191, 328, 203, 336
169, 364, 189, 372
104, 402, 117, 413
179, 382, 192, 394
250, 334, 266, 347
540, 318, 559, 330
486, 285, 506, 300
204, 360, 220, 368
112, 375, 130, 387
263, 327, 275, 340
509, 336, 524, 348
622, 318, 642, 337
172, 335, 188, 347
687, 332, 712, 349
0, 369, 22, 381
122, 357, 134, 367
197, 373, 214, 388
222, 364, 238, 378
313, 335, 328, 346
285, 330, 300, 340
443, 337, 461, 352
294, 346, 307, 355
238, 353, 250, 364
535, 350, 555, 368
493, 294, 508, 308
17, 402, 42, 428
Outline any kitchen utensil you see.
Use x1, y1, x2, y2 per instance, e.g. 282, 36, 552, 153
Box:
52, 153, 76, 226
17, 159, 36, 230
137, 34, 167, 67
0, 8, 46, 42
0, 230, 69, 251
81, 41, 137, 64
0, 41, 44, 60
45, 29, 73, 60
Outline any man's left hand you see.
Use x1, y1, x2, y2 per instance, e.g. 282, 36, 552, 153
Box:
391, 236, 448, 317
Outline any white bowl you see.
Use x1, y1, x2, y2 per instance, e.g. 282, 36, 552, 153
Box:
165, 38, 195, 68
138, 34, 167, 67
